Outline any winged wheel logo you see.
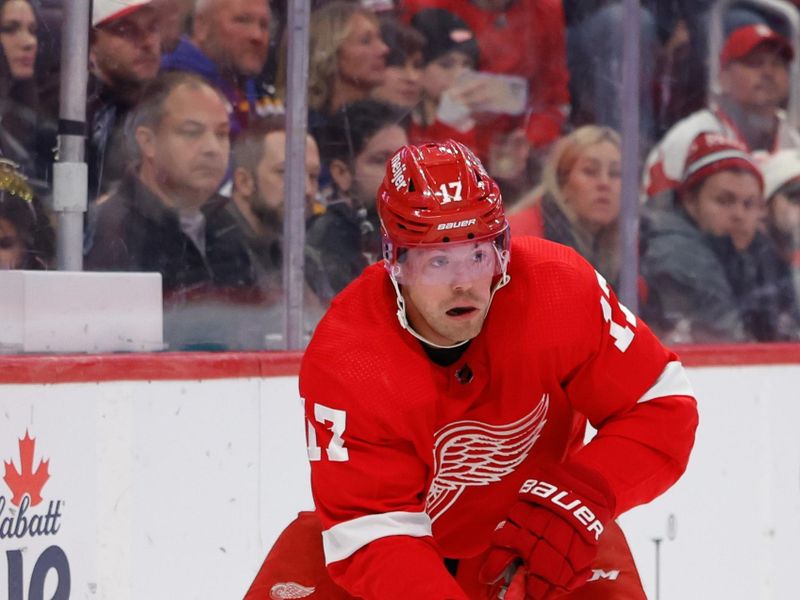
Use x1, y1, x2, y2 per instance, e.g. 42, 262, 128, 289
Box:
426, 395, 549, 522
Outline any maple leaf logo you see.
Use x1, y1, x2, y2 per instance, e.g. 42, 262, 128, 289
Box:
3, 431, 50, 507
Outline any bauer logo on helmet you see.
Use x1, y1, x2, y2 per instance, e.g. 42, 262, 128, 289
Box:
436, 218, 477, 231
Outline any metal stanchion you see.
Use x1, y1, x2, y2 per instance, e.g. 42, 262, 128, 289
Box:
283, 0, 311, 350
54, 0, 90, 271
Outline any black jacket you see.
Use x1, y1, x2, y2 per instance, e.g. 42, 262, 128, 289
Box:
86, 76, 137, 200
719, 232, 800, 342
305, 199, 379, 303
640, 205, 746, 343
85, 171, 256, 295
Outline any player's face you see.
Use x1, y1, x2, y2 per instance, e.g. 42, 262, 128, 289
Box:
684, 170, 762, 239
400, 242, 496, 346
91, 7, 161, 86
0, 0, 37, 80
720, 44, 790, 112
561, 140, 622, 234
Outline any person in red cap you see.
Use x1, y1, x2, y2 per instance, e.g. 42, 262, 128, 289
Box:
245, 140, 697, 599
401, 0, 570, 202
641, 131, 767, 343
644, 23, 800, 201
88, 0, 161, 200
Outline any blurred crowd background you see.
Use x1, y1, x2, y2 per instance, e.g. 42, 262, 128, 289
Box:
3, 0, 800, 350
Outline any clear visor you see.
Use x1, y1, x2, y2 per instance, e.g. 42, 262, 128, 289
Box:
392, 240, 503, 286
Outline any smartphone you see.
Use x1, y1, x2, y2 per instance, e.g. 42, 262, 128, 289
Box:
454, 70, 528, 116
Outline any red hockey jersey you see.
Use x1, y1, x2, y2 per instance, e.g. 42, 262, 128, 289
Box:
300, 237, 698, 599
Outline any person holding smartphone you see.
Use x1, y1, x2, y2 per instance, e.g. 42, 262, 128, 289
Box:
406, 8, 481, 150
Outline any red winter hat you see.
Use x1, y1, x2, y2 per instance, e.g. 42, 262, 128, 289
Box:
720, 24, 793, 67
680, 132, 763, 193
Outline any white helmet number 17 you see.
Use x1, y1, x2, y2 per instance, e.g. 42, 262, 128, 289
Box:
438, 182, 463, 204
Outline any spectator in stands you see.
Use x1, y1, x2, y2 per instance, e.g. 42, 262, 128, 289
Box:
307, 99, 407, 302
0, 0, 37, 115
706, 147, 800, 341
644, 24, 800, 200
762, 149, 800, 268
0, 158, 50, 269
407, 8, 480, 149
509, 125, 623, 287
0, 0, 54, 191
640, 132, 762, 343
230, 116, 322, 293
754, 149, 800, 338
228, 116, 327, 345
648, 1, 772, 136
281, 1, 388, 138
89, 0, 161, 199
151, 0, 194, 53
371, 16, 424, 110
402, 0, 570, 172
721, 201, 800, 341
563, 1, 659, 148
85, 72, 255, 298
162, 0, 273, 136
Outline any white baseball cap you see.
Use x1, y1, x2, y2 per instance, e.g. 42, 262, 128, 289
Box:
761, 149, 800, 200
92, 0, 153, 27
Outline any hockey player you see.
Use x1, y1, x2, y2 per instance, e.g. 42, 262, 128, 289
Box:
246, 140, 698, 599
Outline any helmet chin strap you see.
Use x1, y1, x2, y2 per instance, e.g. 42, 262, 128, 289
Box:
388, 247, 511, 349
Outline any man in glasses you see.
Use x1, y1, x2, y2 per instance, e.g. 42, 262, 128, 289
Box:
247, 140, 698, 600
88, 0, 161, 200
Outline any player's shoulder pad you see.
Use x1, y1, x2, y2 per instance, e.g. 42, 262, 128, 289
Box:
300, 264, 439, 423
508, 236, 598, 293
498, 237, 603, 336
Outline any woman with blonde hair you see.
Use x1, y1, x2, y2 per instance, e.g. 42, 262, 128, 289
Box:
509, 124, 623, 285
279, 1, 388, 117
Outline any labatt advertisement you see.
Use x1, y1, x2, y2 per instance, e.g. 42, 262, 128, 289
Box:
1, 422, 91, 600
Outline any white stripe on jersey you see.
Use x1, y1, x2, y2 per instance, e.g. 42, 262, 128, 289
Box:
322, 511, 432, 564
638, 361, 694, 403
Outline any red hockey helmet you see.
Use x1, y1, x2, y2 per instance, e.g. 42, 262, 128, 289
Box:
377, 140, 509, 282
377, 141, 511, 347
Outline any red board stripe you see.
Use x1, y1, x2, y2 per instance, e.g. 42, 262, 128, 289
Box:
0, 344, 798, 385
672, 343, 800, 367
0, 351, 303, 384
